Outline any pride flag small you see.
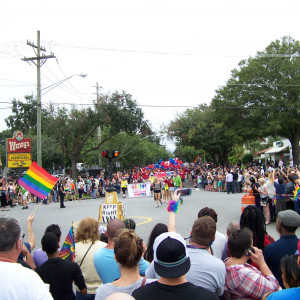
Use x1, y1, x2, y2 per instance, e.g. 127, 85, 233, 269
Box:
19, 161, 58, 200
193, 155, 200, 164
59, 224, 75, 262
294, 185, 300, 202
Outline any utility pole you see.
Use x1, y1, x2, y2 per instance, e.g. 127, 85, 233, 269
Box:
96, 82, 102, 167
22, 30, 55, 167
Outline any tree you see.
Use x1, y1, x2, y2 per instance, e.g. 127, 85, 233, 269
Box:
168, 105, 234, 166
100, 132, 170, 169
5, 95, 49, 134
211, 36, 300, 164
45, 91, 149, 178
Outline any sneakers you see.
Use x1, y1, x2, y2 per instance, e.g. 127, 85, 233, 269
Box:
155, 205, 159, 208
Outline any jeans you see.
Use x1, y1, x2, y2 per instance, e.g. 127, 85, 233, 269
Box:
52, 192, 56, 203
76, 291, 95, 300
91, 189, 96, 199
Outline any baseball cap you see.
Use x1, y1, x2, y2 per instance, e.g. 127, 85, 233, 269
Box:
278, 210, 300, 227
153, 232, 190, 278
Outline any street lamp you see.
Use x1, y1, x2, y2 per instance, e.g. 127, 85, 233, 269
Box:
37, 73, 87, 167
41, 73, 87, 95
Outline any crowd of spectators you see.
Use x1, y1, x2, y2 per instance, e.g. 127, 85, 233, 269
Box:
1, 186, 299, 299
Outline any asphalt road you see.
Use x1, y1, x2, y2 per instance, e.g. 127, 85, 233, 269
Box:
3, 180, 298, 251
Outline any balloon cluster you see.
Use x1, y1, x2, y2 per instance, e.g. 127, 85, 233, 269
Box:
145, 158, 183, 170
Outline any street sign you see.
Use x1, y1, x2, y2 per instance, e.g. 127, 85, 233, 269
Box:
8, 153, 32, 168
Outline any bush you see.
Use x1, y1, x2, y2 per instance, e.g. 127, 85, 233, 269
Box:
241, 153, 253, 165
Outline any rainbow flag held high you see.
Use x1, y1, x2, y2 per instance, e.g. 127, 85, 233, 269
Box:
18, 161, 58, 200
294, 185, 300, 202
59, 224, 75, 262
193, 155, 200, 164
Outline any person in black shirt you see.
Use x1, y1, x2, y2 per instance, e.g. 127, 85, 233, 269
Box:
35, 232, 86, 300
58, 179, 66, 208
132, 232, 218, 300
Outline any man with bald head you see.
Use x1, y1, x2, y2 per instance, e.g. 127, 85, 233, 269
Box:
94, 218, 149, 283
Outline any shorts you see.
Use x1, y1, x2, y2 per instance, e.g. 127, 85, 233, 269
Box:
169, 187, 175, 191
154, 190, 161, 193
71, 190, 75, 195
217, 181, 223, 188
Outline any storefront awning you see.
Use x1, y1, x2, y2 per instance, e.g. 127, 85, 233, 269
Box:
265, 145, 289, 154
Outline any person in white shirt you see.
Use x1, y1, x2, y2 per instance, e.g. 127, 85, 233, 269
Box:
0, 216, 53, 300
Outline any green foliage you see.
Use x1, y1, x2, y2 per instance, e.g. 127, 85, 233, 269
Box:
241, 153, 253, 165
99, 132, 171, 169
211, 36, 300, 164
168, 105, 233, 166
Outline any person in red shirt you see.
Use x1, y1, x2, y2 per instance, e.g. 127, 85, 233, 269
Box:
179, 169, 186, 187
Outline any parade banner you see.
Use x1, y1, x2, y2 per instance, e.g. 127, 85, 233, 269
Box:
128, 183, 150, 198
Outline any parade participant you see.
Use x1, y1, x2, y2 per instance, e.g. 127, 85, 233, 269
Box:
172, 171, 182, 192
75, 217, 107, 299
153, 177, 162, 208
0, 216, 53, 299
94, 219, 149, 284
264, 210, 300, 287
224, 229, 279, 299
121, 177, 128, 199
95, 229, 154, 300
162, 176, 170, 203
35, 232, 87, 300
133, 231, 218, 300
149, 173, 155, 196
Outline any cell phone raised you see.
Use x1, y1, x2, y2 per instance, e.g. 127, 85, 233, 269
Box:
176, 188, 192, 197
246, 247, 255, 256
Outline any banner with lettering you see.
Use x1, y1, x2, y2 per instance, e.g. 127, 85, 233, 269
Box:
128, 183, 151, 198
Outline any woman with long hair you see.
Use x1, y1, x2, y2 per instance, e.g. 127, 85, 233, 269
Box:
95, 229, 154, 300
152, 177, 162, 208
240, 205, 274, 251
75, 217, 107, 300
144, 223, 168, 263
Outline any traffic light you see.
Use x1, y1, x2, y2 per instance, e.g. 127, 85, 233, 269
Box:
112, 150, 119, 158
101, 150, 109, 158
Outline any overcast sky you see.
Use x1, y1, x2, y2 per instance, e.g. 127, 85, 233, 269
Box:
1, 0, 300, 150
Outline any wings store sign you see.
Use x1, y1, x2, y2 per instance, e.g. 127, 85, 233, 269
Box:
7, 131, 31, 153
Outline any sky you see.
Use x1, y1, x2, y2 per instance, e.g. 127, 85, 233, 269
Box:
1, 0, 300, 151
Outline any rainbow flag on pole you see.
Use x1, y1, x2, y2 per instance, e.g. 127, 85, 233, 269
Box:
59, 224, 75, 261
193, 155, 200, 164
18, 161, 58, 200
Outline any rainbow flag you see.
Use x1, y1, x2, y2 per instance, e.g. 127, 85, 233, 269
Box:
59, 224, 75, 261
193, 155, 200, 164
294, 185, 300, 202
18, 161, 58, 200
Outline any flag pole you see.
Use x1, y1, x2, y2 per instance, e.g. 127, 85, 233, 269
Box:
32, 199, 44, 214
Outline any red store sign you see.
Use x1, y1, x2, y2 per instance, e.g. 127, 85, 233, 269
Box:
7, 130, 31, 153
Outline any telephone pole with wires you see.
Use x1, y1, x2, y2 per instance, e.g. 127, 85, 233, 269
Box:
22, 30, 55, 167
